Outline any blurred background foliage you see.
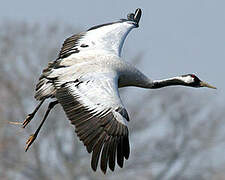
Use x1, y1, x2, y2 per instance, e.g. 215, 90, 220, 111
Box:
0, 22, 224, 180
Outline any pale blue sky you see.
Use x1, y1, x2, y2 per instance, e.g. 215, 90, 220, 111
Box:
1, 0, 224, 97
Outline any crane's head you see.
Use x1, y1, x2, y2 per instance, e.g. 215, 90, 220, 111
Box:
180, 74, 216, 89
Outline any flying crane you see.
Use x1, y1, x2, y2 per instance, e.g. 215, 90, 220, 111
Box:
23, 8, 216, 173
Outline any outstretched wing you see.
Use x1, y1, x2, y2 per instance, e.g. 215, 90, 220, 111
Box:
55, 73, 130, 173
57, 9, 141, 59
57, 21, 136, 59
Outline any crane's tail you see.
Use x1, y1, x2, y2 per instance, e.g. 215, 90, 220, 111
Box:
35, 77, 56, 100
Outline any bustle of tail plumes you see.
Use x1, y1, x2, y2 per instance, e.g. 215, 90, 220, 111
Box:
34, 77, 56, 100
34, 62, 57, 101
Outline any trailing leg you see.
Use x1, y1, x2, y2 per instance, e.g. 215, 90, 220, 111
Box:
25, 100, 58, 151
22, 99, 45, 128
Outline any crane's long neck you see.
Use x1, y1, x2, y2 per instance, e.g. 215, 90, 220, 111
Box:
117, 62, 189, 89
119, 70, 187, 89
150, 77, 187, 89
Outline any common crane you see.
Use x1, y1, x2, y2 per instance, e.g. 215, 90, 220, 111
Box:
23, 8, 216, 173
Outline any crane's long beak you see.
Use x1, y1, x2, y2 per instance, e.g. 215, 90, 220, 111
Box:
200, 81, 217, 89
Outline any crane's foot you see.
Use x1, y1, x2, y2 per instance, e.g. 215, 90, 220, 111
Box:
25, 134, 36, 152
22, 113, 34, 128
8, 121, 22, 125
